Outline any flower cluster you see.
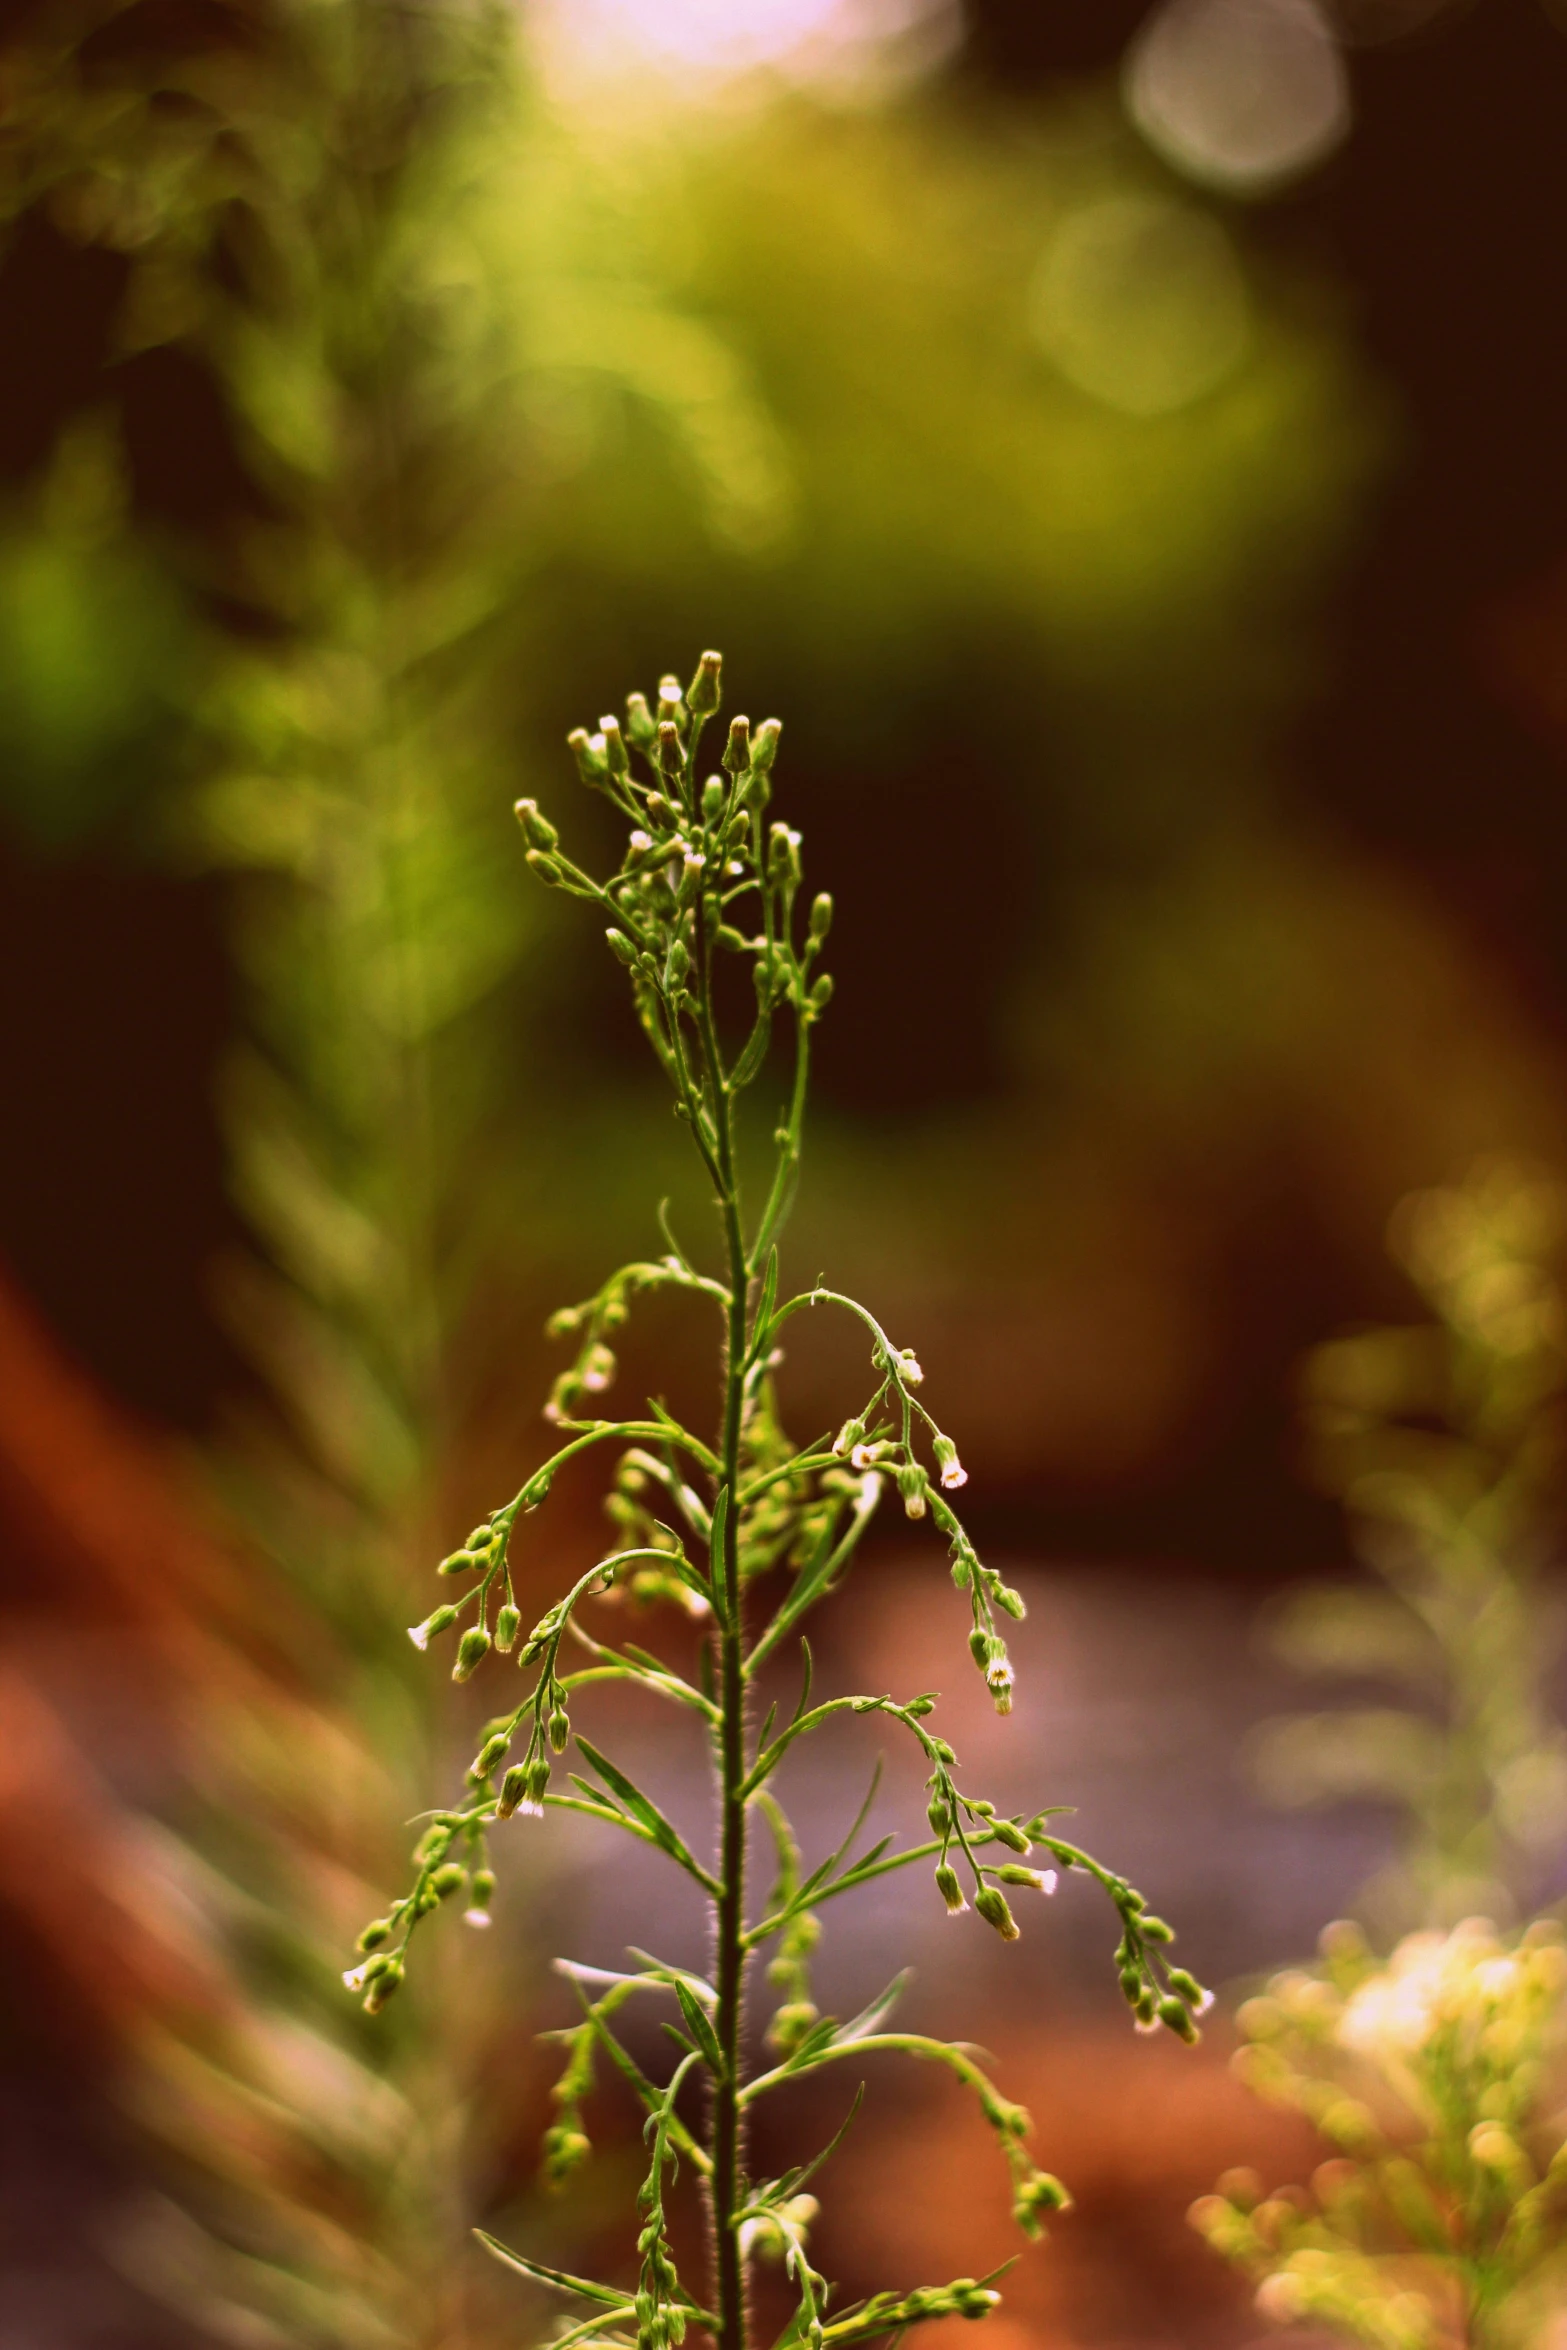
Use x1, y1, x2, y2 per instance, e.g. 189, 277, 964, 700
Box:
352, 654, 1198, 2350
1192, 1917, 1567, 2350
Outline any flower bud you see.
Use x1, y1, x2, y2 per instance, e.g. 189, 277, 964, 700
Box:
453, 1625, 492, 1682
701, 774, 726, 822
606, 927, 638, 966
998, 1865, 1057, 1892
968, 1628, 988, 1671
666, 938, 691, 990
933, 1435, 968, 1490
935, 1863, 967, 1915
991, 1818, 1031, 1855
687, 650, 723, 717
898, 1464, 928, 1519
833, 1419, 864, 1458
994, 1583, 1027, 1621
975, 1885, 1020, 1941
526, 850, 561, 885
751, 717, 782, 774
722, 714, 751, 773
495, 1603, 521, 1652
475, 1732, 510, 1777
808, 892, 833, 943
766, 2000, 820, 2052
497, 1765, 531, 1818
548, 1707, 570, 1754
808, 973, 833, 1014
599, 715, 629, 773
437, 1548, 477, 1577
526, 1756, 552, 1804
657, 674, 688, 729
409, 1604, 459, 1651
657, 720, 684, 775
357, 1916, 393, 1952
715, 923, 749, 953
1140, 1915, 1175, 1943
514, 798, 559, 851
927, 1796, 951, 1836
1158, 1996, 1199, 2043
568, 727, 606, 782
363, 1957, 404, 2013
431, 1862, 467, 1900
625, 691, 657, 748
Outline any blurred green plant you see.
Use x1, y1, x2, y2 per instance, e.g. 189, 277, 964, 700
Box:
354, 650, 1209, 2350
1251, 1159, 1567, 1934
1191, 1916, 1567, 2350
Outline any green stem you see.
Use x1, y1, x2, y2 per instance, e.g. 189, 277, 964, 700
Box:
701, 912, 752, 2350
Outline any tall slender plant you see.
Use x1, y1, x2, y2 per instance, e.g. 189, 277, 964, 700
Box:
351, 651, 1208, 2350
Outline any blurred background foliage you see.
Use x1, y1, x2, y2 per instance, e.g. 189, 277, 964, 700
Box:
3, 0, 1567, 2344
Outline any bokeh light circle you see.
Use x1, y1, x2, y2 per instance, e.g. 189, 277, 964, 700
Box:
1030, 193, 1251, 418
1125, 0, 1351, 196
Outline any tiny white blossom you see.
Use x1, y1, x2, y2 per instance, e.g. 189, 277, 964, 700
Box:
629, 829, 653, 853
941, 1460, 968, 1489
463, 1907, 492, 1930
407, 1622, 430, 1651
342, 1963, 369, 1990
898, 1351, 924, 1385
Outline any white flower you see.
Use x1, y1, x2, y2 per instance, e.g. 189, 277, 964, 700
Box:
407, 1622, 430, 1651
463, 1907, 492, 1930
897, 1351, 924, 1385
629, 829, 653, 853
941, 1460, 968, 1489
342, 1963, 370, 1991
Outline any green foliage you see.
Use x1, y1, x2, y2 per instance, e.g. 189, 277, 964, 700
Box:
360, 652, 1206, 2350
1252, 1159, 1567, 1933
1191, 1917, 1567, 2350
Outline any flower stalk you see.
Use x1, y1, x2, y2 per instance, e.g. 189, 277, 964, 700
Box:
356, 652, 1206, 2350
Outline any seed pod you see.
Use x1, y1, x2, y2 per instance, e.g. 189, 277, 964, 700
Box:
453, 1625, 492, 1682
513, 798, 559, 850
687, 650, 723, 717
975, 1886, 1020, 1942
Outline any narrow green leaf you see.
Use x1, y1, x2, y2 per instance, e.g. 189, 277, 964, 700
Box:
472, 2233, 627, 2307
675, 1978, 727, 2079
575, 1736, 717, 1888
